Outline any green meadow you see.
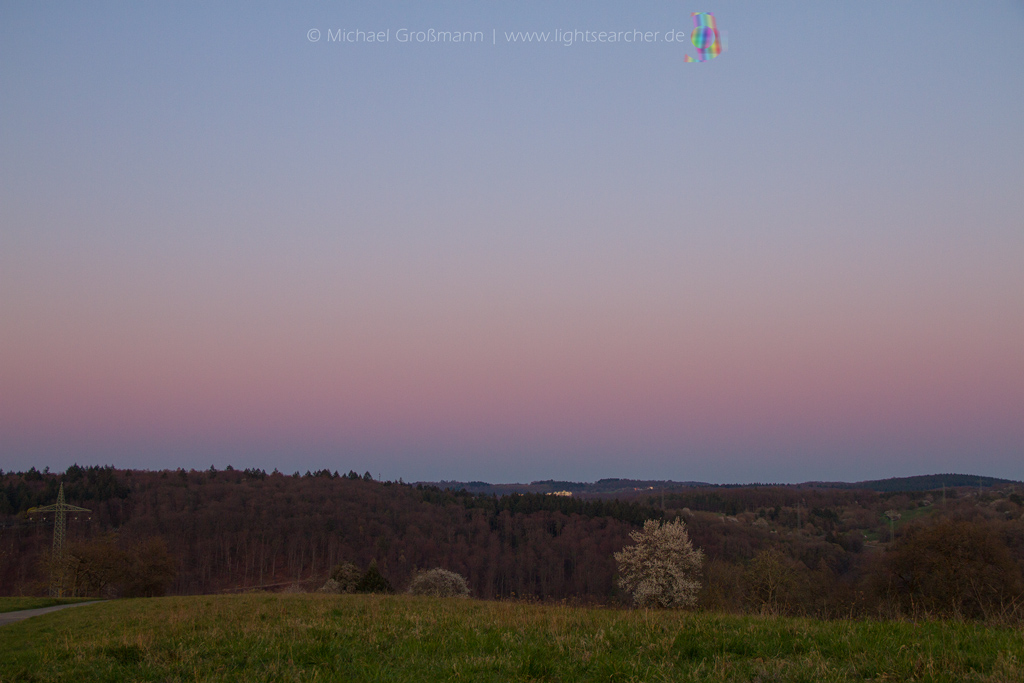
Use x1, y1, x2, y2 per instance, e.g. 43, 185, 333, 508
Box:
1, 594, 1022, 682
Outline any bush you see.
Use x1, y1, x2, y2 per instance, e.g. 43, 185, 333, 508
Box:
743, 548, 796, 615
614, 518, 704, 608
328, 562, 362, 593
408, 568, 470, 598
355, 562, 393, 594
880, 518, 1023, 620
121, 537, 177, 597
59, 535, 176, 598
317, 579, 342, 593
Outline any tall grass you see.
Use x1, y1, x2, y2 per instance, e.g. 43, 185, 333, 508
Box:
1, 594, 1022, 682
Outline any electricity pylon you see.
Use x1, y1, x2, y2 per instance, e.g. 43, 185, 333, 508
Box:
884, 509, 902, 544
27, 483, 91, 597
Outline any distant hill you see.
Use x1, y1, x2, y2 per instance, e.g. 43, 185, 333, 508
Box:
424, 473, 1020, 497
849, 473, 1019, 493
421, 478, 712, 497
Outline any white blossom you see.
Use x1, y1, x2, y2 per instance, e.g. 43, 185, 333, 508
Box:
408, 567, 470, 597
614, 518, 704, 608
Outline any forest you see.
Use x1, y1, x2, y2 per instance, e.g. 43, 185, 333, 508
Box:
1, 466, 1022, 621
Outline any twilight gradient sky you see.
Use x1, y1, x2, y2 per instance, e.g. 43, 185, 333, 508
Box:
2, 2, 1023, 483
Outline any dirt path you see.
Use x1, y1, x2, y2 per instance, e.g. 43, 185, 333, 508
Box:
0, 601, 102, 627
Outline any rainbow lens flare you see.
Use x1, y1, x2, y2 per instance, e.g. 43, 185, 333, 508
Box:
685, 12, 724, 62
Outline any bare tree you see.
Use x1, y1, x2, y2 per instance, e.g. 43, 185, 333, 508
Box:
614, 518, 704, 608
881, 518, 1023, 620
743, 548, 794, 615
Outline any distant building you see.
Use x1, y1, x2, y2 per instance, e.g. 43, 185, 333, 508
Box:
547, 491, 573, 497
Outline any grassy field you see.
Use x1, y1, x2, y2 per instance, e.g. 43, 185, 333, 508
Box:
0, 597, 94, 614
1, 594, 1022, 682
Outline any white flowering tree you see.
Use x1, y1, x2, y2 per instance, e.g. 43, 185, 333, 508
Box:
408, 568, 470, 597
614, 518, 704, 608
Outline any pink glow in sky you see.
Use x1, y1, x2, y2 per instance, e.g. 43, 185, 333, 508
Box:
2, 2, 1023, 482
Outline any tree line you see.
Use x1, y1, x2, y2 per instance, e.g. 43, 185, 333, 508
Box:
1, 466, 1022, 621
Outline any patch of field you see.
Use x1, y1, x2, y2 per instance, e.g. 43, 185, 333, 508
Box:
0, 597, 94, 614
1, 594, 1022, 682
892, 505, 937, 527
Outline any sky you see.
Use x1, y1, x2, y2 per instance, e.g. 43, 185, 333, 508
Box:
2, 1, 1023, 484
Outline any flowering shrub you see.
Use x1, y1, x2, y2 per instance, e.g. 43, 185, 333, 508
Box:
408, 568, 470, 598
324, 561, 361, 593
